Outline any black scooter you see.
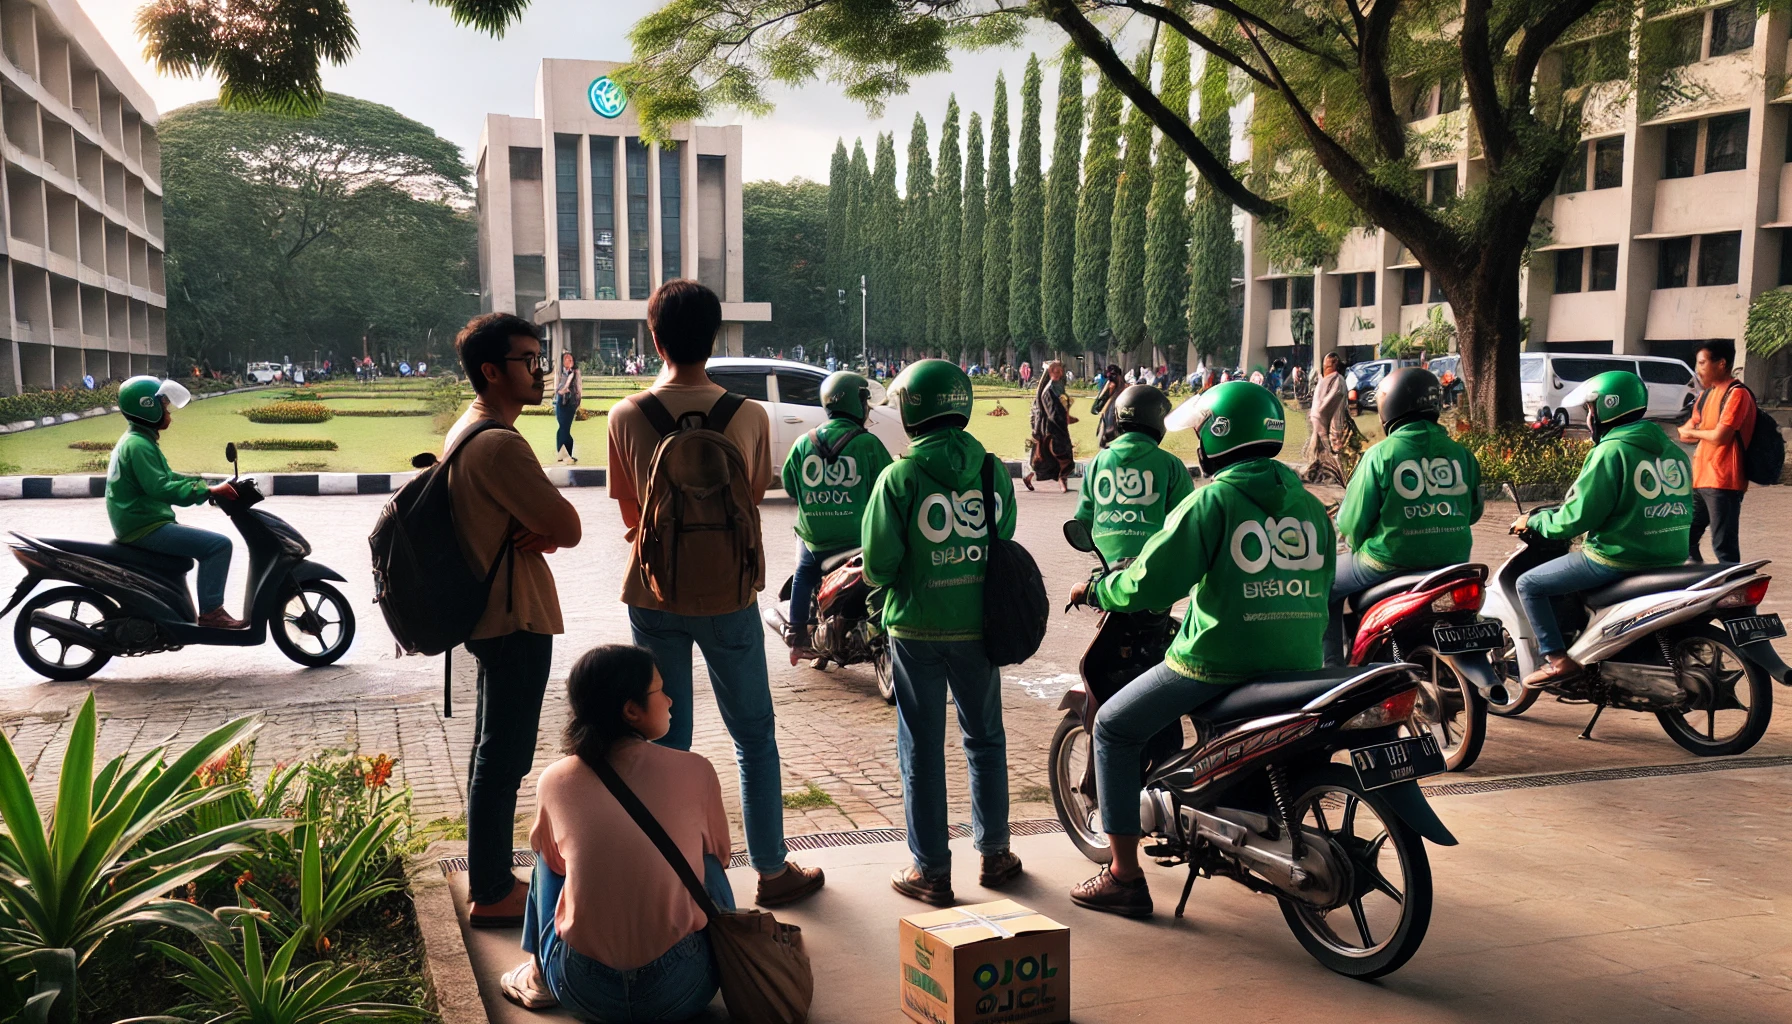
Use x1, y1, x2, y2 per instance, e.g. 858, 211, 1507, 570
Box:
1, 442, 355, 680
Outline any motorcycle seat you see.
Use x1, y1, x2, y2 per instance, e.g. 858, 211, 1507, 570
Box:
36, 537, 193, 577
1582, 563, 1737, 608
818, 547, 863, 573
1194, 666, 1365, 725
1346, 574, 1429, 614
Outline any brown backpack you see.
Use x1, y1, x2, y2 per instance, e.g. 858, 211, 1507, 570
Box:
632, 391, 762, 612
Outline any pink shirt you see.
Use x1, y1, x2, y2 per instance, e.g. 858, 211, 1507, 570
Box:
530, 739, 732, 970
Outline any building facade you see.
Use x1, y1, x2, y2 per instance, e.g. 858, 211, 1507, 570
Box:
1240, 4, 1792, 390
0, 0, 166, 394
475, 59, 768, 364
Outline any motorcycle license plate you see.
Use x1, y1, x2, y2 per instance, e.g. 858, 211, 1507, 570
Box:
1724, 613, 1786, 646
1431, 620, 1502, 655
1349, 735, 1446, 790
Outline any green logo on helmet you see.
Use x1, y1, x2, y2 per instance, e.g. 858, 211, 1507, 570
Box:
1209, 417, 1231, 437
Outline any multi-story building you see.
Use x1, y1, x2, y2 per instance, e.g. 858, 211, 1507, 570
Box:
0, 0, 165, 394
1240, 4, 1792, 391
475, 58, 768, 363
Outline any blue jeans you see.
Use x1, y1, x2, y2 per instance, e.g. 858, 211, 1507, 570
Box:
889, 638, 1010, 877
1323, 551, 1400, 667
131, 522, 232, 613
789, 543, 846, 630
555, 397, 577, 457
628, 603, 787, 875
1516, 551, 1628, 657
525, 856, 734, 1022
1094, 661, 1228, 836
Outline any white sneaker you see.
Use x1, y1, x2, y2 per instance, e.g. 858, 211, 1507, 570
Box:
554, 447, 568, 463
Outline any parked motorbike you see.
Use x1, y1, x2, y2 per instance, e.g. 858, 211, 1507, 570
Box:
1050, 520, 1454, 978
762, 547, 893, 703
1479, 495, 1789, 755
2, 443, 356, 681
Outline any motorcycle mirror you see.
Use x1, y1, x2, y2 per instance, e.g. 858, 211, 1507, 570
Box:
1062, 518, 1096, 553
1503, 481, 1525, 514
224, 443, 238, 481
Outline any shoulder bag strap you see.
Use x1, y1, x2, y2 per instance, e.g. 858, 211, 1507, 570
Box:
814, 424, 869, 463
577, 747, 725, 920
634, 392, 680, 438
980, 453, 998, 553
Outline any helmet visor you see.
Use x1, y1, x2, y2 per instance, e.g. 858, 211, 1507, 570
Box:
157, 380, 193, 409
1164, 395, 1205, 433
1559, 380, 1595, 410
865, 379, 889, 406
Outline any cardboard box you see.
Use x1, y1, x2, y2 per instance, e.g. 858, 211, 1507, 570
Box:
898, 899, 1070, 1024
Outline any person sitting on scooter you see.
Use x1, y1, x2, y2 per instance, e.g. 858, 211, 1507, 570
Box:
778, 371, 893, 661
1325, 367, 1483, 665
1073, 384, 1193, 566
1512, 370, 1695, 687
106, 375, 242, 628
1066, 381, 1334, 917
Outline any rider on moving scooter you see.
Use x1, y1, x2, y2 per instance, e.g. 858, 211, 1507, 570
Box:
106, 375, 242, 629
1325, 367, 1483, 664
1512, 370, 1695, 687
1066, 381, 1334, 917
1072, 385, 1193, 565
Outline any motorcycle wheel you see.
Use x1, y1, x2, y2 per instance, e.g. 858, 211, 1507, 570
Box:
1279, 765, 1432, 979
1049, 714, 1110, 864
1407, 646, 1486, 772
1655, 625, 1773, 757
873, 639, 895, 705
14, 586, 116, 681
271, 581, 356, 667
1486, 631, 1540, 718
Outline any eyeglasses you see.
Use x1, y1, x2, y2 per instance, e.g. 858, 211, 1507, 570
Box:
504, 354, 549, 373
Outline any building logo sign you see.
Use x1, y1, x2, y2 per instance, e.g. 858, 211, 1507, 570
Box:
589, 76, 627, 118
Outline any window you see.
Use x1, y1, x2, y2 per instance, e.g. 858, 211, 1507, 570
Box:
706, 369, 770, 401
513, 254, 545, 311
1438, 77, 1462, 115
1520, 355, 1545, 382
1560, 142, 1588, 194
1639, 360, 1695, 386
1270, 278, 1288, 309
1338, 274, 1357, 308
1428, 273, 1447, 304
590, 137, 616, 300
1429, 166, 1458, 206
1553, 357, 1630, 383
1554, 249, 1584, 294
1662, 14, 1704, 67
1403, 84, 1432, 122
660, 147, 682, 280
1697, 231, 1741, 286
554, 135, 580, 300
625, 138, 650, 299
1360, 272, 1376, 306
1706, 112, 1749, 172
1593, 137, 1624, 189
1664, 122, 1698, 178
1709, 4, 1756, 58
1291, 275, 1314, 309
1658, 236, 1692, 288
776, 371, 823, 406
1589, 245, 1619, 291
1402, 268, 1425, 305
508, 146, 541, 181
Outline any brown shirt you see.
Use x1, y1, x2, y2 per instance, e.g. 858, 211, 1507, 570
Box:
446, 405, 568, 638
606, 381, 772, 611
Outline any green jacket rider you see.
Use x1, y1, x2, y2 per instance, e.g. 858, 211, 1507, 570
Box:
1073, 385, 1195, 566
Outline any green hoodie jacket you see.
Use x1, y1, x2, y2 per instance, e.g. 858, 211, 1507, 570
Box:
780, 417, 895, 552
106, 424, 211, 543
1073, 433, 1196, 563
1094, 459, 1334, 684
861, 429, 1018, 641
1339, 421, 1484, 571
1529, 420, 1694, 569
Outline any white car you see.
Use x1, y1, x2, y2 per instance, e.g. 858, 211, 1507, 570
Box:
1520, 352, 1697, 425
703, 357, 910, 471
246, 361, 282, 384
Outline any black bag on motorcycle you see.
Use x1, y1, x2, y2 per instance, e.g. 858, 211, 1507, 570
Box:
978, 454, 1049, 666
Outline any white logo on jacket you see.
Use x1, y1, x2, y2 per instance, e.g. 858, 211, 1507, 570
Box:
1633, 457, 1691, 499
1091, 467, 1161, 506
1230, 517, 1326, 573
917, 491, 1005, 543
800, 454, 862, 489
1392, 458, 1468, 499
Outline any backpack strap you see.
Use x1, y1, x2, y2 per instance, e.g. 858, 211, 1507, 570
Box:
438, 418, 519, 610
705, 391, 747, 434
633, 392, 680, 438
578, 746, 724, 920
812, 423, 870, 464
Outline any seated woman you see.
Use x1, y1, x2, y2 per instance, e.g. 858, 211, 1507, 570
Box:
501, 644, 735, 1021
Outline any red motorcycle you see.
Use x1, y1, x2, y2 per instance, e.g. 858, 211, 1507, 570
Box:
762, 548, 894, 703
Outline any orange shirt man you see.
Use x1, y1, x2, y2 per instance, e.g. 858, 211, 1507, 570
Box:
1678, 340, 1753, 562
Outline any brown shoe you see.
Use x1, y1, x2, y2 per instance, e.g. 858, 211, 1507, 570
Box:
469, 878, 528, 929
1070, 866, 1153, 918
892, 864, 954, 906
979, 851, 1023, 889
756, 861, 825, 907
1522, 655, 1582, 689
196, 607, 247, 630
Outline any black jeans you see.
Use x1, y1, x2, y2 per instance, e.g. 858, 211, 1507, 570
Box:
464, 630, 554, 905
1689, 488, 1744, 564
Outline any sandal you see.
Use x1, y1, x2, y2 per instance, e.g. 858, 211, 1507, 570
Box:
500, 961, 558, 1010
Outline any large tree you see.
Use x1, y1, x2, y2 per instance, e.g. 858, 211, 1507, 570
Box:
1009, 55, 1044, 366
846, 136, 871, 350
868, 133, 903, 361
743, 178, 830, 356
960, 112, 987, 362
1107, 46, 1154, 361
901, 115, 934, 357
1143, 32, 1192, 377
982, 73, 1013, 365
825, 139, 852, 348
935, 97, 964, 360
1041, 46, 1084, 359
1189, 51, 1236, 364
1073, 72, 1123, 357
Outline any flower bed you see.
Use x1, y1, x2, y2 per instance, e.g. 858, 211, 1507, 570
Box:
234, 438, 340, 451
332, 408, 434, 417
67, 439, 115, 451
1457, 426, 1591, 498
0, 378, 240, 423
245, 401, 333, 424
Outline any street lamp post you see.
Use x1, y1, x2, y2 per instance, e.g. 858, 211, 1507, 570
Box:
859, 275, 868, 368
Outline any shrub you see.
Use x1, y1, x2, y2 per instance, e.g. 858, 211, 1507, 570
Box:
330, 408, 432, 417
0, 383, 118, 423
244, 402, 331, 424
234, 439, 339, 451
67, 440, 115, 451
520, 405, 595, 420
1457, 426, 1591, 497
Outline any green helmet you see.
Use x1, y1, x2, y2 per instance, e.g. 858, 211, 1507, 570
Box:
1564, 370, 1647, 425
820, 371, 871, 422
119, 375, 192, 426
886, 359, 973, 435
1166, 380, 1285, 470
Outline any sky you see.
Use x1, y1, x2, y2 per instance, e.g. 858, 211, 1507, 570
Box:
82, 0, 1084, 185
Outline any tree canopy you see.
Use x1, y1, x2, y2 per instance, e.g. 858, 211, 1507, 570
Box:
743, 178, 832, 356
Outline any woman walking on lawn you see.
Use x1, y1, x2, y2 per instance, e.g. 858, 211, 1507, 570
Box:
1024, 360, 1074, 491
555, 350, 582, 464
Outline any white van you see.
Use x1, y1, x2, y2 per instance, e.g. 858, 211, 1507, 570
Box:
246, 361, 282, 384
1520, 352, 1697, 424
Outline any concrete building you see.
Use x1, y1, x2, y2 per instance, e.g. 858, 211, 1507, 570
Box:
475, 58, 768, 363
1239, 4, 1792, 391
0, 0, 165, 393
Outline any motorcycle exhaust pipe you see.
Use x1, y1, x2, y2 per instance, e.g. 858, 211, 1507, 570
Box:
1443, 652, 1510, 705
1738, 639, 1792, 687
28, 610, 108, 651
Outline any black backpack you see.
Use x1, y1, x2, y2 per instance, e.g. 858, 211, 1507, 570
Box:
978, 454, 1049, 665
1698, 382, 1784, 486
368, 419, 515, 657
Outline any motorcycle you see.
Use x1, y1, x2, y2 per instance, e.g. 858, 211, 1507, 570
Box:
1, 443, 356, 680
1050, 519, 1455, 978
1479, 494, 1789, 755
762, 547, 893, 703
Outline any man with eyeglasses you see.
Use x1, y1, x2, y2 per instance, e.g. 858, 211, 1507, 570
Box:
444, 312, 584, 929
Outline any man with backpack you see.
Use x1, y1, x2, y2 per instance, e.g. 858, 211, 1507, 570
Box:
606, 279, 825, 908
861, 359, 1022, 906
779, 371, 893, 661
1679, 340, 1759, 563
443, 313, 583, 929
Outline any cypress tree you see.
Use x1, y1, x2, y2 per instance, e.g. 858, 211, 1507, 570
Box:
1041, 46, 1083, 358
1144, 32, 1192, 377
1009, 54, 1044, 365
1107, 46, 1154, 359
902, 114, 933, 357
826, 139, 850, 351
1074, 73, 1122, 355
983, 73, 1012, 364
844, 138, 871, 362
1189, 52, 1235, 363
869, 132, 902, 361
960, 113, 986, 363
935, 96, 963, 360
